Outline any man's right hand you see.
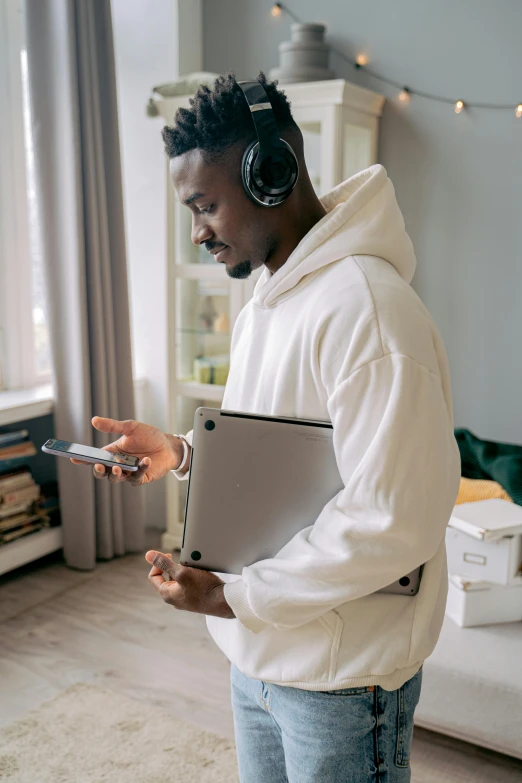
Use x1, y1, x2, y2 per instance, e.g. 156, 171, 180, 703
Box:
70, 417, 188, 486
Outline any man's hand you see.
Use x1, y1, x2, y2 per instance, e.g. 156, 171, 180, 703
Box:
145, 550, 236, 619
70, 417, 187, 486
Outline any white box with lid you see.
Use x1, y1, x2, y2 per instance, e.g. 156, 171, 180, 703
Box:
446, 573, 522, 627
446, 499, 522, 585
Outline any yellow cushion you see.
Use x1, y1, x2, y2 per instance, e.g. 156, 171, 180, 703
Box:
456, 476, 513, 505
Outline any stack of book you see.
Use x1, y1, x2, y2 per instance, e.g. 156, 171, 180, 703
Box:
0, 429, 53, 547
0, 467, 50, 545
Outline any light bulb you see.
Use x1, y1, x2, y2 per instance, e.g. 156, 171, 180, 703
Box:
455, 100, 464, 114
356, 54, 368, 67
271, 3, 282, 16
516, 104, 522, 118
398, 88, 411, 104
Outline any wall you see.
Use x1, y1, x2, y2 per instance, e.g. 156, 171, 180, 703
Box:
203, 0, 522, 444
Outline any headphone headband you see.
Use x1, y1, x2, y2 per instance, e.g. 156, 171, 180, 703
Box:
237, 81, 286, 167
237, 80, 299, 207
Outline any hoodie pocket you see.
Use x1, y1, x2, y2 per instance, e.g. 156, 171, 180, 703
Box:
206, 607, 345, 684
317, 608, 344, 682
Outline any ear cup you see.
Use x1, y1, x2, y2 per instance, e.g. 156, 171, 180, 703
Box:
241, 139, 299, 207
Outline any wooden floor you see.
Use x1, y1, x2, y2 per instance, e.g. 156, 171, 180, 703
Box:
1, 529, 522, 782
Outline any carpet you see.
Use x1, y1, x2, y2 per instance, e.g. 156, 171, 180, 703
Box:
0, 683, 239, 782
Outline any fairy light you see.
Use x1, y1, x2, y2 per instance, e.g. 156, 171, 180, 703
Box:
271, 4, 520, 118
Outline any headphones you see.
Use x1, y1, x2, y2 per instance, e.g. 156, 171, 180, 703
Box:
237, 80, 299, 207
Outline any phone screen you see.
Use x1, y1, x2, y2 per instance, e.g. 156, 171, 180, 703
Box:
45, 439, 139, 468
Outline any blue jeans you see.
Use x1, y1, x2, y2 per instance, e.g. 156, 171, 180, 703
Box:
230, 663, 423, 782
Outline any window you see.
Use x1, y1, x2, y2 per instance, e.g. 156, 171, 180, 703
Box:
0, 0, 52, 390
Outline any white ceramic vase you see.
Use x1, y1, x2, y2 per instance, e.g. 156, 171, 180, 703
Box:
269, 23, 335, 83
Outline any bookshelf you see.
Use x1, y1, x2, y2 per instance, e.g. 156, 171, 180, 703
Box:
0, 384, 53, 426
0, 526, 62, 577
0, 385, 61, 577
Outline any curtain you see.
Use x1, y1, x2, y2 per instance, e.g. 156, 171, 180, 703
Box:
25, 0, 144, 569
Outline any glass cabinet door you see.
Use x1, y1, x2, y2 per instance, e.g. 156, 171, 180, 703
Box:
175, 275, 231, 387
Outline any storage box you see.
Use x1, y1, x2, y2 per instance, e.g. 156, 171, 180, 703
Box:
446, 573, 522, 627
446, 499, 522, 585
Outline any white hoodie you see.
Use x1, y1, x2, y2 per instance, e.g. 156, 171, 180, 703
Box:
174, 164, 461, 692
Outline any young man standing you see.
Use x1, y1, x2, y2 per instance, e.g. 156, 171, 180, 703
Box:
84, 72, 461, 781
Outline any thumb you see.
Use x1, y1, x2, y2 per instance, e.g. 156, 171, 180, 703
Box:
92, 416, 137, 436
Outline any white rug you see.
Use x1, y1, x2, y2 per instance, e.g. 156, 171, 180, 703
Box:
0, 683, 239, 782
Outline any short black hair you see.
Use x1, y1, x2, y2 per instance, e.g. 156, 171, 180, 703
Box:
161, 70, 298, 160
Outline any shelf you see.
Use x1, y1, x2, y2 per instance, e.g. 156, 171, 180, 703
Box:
178, 381, 225, 402
0, 384, 54, 426
0, 525, 63, 577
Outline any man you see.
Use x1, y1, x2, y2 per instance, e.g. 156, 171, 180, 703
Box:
79, 72, 461, 781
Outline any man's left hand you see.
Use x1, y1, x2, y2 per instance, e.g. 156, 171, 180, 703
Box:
145, 550, 236, 619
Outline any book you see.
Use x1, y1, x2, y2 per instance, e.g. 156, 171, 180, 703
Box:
0, 511, 45, 533
0, 501, 34, 519
0, 430, 29, 447
0, 442, 37, 461
1, 483, 39, 507
0, 520, 48, 545
0, 467, 33, 494
0, 457, 37, 471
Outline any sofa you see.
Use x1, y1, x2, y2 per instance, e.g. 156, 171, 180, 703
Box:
415, 612, 522, 759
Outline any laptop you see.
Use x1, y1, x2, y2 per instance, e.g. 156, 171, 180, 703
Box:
179, 407, 423, 596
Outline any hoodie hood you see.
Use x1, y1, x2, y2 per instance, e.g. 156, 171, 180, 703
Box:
252, 164, 417, 309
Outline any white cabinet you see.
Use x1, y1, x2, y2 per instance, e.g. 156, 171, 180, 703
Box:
153, 78, 384, 550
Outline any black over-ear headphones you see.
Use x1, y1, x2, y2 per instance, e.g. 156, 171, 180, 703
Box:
237, 80, 299, 207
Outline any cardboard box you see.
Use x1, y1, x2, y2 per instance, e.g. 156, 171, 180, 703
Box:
446, 573, 522, 627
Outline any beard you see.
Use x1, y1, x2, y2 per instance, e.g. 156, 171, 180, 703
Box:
225, 259, 253, 279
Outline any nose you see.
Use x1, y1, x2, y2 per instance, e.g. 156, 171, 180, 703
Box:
191, 215, 213, 247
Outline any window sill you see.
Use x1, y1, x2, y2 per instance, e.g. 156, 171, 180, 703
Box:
0, 384, 54, 426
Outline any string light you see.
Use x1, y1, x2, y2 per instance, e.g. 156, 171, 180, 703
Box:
271, 3, 521, 118
398, 87, 411, 104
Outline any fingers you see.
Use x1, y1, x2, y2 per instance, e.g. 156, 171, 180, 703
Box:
146, 550, 178, 591
70, 458, 92, 466
145, 550, 179, 579
92, 457, 151, 484
91, 416, 138, 436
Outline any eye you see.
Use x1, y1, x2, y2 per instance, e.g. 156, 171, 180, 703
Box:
198, 205, 214, 215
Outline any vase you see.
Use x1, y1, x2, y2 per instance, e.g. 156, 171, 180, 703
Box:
269, 23, 335, 83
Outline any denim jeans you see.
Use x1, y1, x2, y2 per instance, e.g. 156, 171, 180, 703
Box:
230, 663, 423, 782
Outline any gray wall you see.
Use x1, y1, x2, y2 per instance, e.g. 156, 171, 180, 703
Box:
203, 0, 522, 444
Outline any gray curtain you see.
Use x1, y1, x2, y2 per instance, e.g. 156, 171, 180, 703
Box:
25, 0, 145, 569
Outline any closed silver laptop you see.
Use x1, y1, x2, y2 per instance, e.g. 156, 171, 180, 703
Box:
179, 408, 423, 596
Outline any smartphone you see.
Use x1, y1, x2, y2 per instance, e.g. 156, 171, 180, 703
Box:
41, 438, 140, 472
